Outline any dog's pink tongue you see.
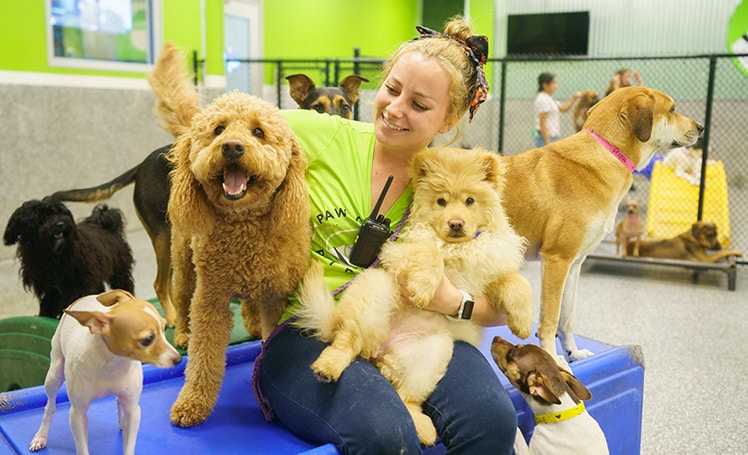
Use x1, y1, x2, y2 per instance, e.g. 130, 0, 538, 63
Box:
223, 168, 248, 197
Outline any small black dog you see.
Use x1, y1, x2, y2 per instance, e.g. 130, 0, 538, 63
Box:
3, 199, 135, 318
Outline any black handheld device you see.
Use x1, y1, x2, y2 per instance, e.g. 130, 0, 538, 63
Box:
349, 175, 394, 267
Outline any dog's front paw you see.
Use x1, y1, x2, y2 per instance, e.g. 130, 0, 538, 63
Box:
310, 346, 354, 383
567, 348, 595, 362
170, 395, 213, 428
29, 434, 47, 452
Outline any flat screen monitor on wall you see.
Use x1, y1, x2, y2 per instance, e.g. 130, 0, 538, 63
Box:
507, 11, 590, 56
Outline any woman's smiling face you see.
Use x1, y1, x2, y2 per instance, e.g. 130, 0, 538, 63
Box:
373, 52, 454, 154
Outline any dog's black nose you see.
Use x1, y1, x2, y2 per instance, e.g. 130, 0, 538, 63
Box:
448, 219, 464, 231
222, 140, 245, 159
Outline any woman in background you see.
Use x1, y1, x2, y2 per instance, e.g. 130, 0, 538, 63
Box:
532, 72, 580, 148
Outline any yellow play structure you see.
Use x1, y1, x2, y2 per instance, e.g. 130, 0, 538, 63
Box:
646, 160, 731, 247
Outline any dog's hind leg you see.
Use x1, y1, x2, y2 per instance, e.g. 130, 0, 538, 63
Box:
171, 234, 195, 349
557, 259, 594, 362
29, 344, 65, 451
151, 230, 176, 327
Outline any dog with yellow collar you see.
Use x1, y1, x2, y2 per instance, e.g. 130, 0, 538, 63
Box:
491, 336, 609, 454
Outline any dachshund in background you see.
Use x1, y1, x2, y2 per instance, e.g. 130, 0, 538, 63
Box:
629, 221, 742, 262
3, 199, 134, 318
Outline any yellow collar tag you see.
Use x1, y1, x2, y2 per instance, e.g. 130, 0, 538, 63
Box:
535, 401, 586, 424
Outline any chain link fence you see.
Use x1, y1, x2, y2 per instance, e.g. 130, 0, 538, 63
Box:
206, 54, 748, 265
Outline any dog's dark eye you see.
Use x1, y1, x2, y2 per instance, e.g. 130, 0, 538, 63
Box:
253, 127, 265, 139
465, 197, 475, 206
313, 105, 325, 113
437, 198, 447, 206
140, 333, 155, 347
340, 105, 351, 115
669, 106, 676, 114
215, 125, 225, 135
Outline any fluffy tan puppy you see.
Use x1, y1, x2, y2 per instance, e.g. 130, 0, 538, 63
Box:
294, 146, 532, 446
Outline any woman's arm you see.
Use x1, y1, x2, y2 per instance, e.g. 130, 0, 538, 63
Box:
424, 274, 508, 327
558, 91, 581, 112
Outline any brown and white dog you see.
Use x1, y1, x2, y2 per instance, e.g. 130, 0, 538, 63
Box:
615, 197, 643, 257
629, 220, 742, 262
29, 290, 182, 455
286, 73, 368, 119
499, 86, 703, 362
491, 336, 608, 455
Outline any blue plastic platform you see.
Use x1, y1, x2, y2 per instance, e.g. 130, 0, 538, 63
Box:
0, 326, 643, 454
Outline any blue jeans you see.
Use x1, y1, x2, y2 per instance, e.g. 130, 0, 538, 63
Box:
533, 134, 558, 148
259, 325, 517, 454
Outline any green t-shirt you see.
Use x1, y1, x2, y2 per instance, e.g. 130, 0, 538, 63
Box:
278, 110, 413, 322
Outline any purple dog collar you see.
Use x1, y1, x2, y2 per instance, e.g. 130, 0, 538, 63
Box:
584, 129, 637, 172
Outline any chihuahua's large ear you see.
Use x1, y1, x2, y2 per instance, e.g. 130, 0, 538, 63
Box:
97, 289, 135, 307
560, 370, 592, 402
65, 310, 114, 335
527, 371, 562, 405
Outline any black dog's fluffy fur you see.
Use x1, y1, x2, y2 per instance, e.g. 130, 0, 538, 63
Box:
3, 199, 135, 318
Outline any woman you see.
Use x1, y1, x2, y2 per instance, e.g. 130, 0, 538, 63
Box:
605, 67, 643, 96
532, 72, 580, 148
255, 17, 517, 454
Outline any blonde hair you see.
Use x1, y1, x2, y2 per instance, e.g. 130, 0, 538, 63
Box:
381, 16, 480, 138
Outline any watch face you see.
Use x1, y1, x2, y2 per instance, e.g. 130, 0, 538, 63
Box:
461, 299, 475, 319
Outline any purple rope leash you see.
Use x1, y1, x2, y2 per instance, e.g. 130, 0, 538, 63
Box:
251, 206, 411, 421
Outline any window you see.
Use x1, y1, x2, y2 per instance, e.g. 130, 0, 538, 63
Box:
47, 0, 158, 71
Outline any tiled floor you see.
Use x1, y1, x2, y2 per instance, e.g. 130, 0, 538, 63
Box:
1, 228, 746, 454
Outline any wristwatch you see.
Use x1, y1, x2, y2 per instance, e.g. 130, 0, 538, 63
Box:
445, 290, 474, 322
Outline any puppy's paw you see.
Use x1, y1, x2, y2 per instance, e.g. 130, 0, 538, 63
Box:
170, 395, 212, 428
411, 411, 438, 447
310, 346, 354, 383
497, 273, 533, 339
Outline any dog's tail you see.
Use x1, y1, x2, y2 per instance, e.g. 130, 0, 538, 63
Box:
147, 42, 200, 138
291, 261, 337, 341
83, 204, 126, 235
48, 165, 138, 204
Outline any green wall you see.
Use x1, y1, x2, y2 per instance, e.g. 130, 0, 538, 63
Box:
0, 1, 495, 82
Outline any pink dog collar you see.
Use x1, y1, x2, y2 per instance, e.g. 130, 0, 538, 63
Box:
584, 129, 637, 172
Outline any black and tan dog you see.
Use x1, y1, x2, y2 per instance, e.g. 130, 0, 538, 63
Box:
48, 74, 363, 327
286, 73, 368, 119
3, 199, 134, 319
628, 221, 742, 262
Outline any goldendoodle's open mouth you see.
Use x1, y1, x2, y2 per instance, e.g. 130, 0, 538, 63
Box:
221, 163, 257, 200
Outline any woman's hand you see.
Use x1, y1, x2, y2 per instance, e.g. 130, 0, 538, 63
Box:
400, 274, 508, 327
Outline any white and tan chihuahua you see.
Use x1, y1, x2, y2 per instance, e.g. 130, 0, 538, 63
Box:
29, 289, 182, 455
491, 336, 609, 455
